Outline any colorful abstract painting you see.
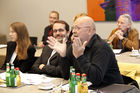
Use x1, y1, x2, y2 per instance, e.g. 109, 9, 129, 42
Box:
87, 0, 140, 21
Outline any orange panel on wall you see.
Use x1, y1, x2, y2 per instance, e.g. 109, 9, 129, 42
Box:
87, 0, 105, 21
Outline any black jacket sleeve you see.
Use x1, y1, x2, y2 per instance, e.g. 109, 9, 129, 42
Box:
60, 45, 74, 80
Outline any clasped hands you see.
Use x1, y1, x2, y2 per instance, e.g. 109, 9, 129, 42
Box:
47, 36, 87, 59
114, 30, 124, 40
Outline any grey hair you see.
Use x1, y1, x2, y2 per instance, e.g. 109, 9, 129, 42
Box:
120, 14, 134, 29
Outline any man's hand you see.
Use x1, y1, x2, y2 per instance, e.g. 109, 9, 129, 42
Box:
38, 41, 45, 47
39, 64, 45, 70
47, 36, 67, 57
72, 37, 87, 58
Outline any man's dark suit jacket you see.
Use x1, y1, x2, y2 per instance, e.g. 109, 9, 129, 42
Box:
31, 45, 62, 77
1, 41, 36, 73
42, 25, 52, 45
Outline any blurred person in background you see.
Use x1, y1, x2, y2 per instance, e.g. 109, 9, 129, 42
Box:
38, 11, 59, 47
107, 14, 139, 52
1, 22, 36, 73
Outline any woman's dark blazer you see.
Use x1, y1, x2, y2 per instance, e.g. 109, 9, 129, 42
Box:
1, 41, 36, 73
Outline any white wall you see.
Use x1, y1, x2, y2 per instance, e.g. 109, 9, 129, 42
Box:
0, 0, 87, 42
0, 0, 140, 42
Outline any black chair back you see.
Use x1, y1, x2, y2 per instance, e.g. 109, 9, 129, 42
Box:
30, 37, 37, 45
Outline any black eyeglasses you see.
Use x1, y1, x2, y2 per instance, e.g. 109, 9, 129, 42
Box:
53, 28, 65, 33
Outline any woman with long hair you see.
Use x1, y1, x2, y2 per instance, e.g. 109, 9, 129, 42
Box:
1, 22, 36, 73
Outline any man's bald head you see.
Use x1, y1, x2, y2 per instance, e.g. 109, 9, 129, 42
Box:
72, 16, 96, 44
74, 16, 96, 32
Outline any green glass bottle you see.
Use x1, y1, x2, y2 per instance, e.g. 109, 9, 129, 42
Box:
10, 64, 17, 87
70, 70, 78, 93
69, 68, 74, 93
69, 66, 73, 93
6, 63, 10, 87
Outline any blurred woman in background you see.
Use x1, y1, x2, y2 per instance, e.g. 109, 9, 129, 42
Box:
1, 22, 36, 73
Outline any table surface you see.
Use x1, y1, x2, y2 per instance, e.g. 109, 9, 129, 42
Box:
116, 52, 140, 64
0, 85, 47, 93
0, 72, 69, 93
0, 50, 140, 92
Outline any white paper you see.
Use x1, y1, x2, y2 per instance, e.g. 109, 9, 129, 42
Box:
0, 72, 56, 85
20, 73, 55, 85
113, 49, 122, 54
0, 72, 6, 80
0, 44, 7, 48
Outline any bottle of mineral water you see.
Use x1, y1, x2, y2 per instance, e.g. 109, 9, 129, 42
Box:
6, 63, 10, 87
10, 64, 17, 87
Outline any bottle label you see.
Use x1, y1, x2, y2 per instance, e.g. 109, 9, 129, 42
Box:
11, 66, 14, 69
14, 78, 17, 86
75, 85, 78, 93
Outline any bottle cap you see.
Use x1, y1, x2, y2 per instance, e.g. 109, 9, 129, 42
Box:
82, 73, 86, 77
76, 73, 80, 76
15, 67, 19, 70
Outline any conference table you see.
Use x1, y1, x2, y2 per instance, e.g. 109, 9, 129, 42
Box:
1, 47, 140, 92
